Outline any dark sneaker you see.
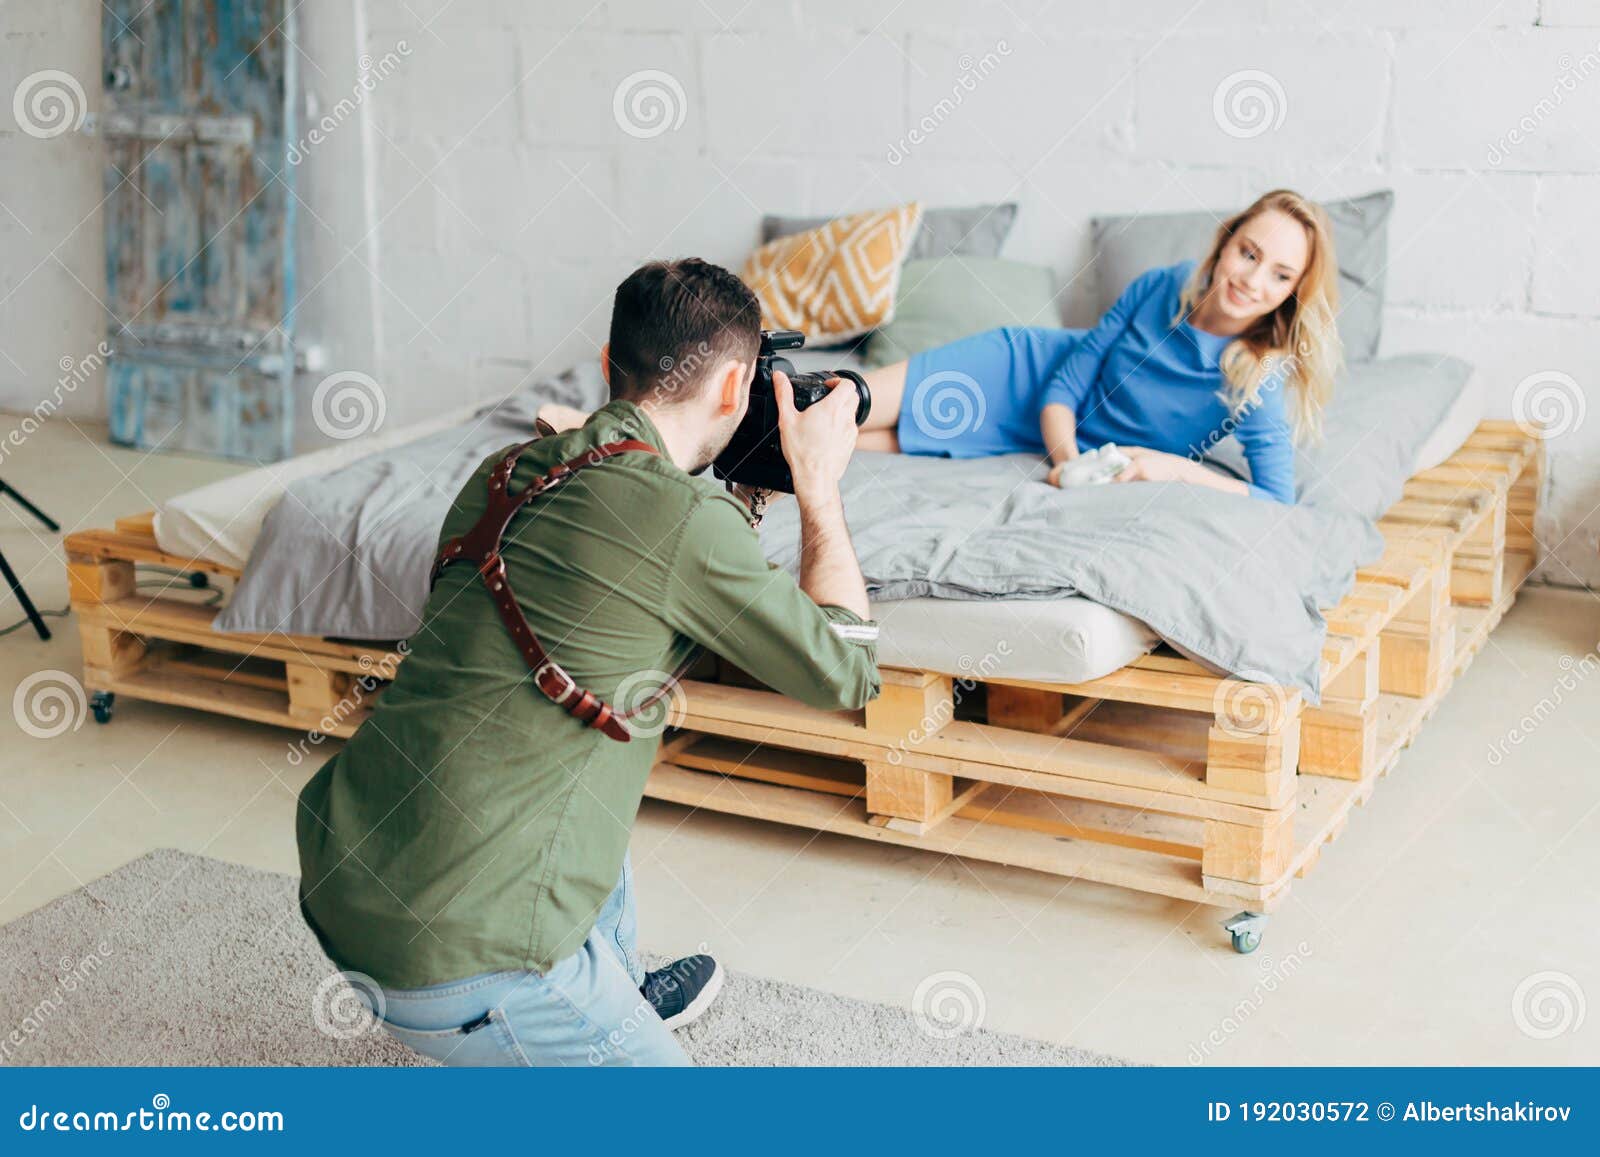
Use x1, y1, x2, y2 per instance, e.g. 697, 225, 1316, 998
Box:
640, 954, 724, 1030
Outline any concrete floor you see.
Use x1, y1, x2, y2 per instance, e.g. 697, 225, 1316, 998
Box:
2, 416, 1597, 1066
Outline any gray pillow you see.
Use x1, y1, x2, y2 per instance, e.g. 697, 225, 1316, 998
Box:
862, 257, 1057, 368
1200, 353, 1474, 517
1297, 353, 1473, 517
1089, 190, 1393, 361
761, 202, 1019, 261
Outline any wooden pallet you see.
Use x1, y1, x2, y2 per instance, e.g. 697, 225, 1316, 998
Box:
646, 420, 1544, 915
66, 513, 399, 737
63, 422, 1543, 922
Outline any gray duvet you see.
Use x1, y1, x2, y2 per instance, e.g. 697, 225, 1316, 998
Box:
216, 354, 1473, 702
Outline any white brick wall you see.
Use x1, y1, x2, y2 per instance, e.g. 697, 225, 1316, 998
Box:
1394, 27, 1600, 171
0, 0, 105, 422
1136, 29, 1391, 167
1384, 172, 1538, 311
1532, 175, 1600, 310
1, 0, 1597, 583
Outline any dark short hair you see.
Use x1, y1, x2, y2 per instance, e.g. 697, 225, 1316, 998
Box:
606, 258, 761, 406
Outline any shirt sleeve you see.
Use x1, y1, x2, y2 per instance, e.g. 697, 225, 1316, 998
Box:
663, 493, 883, 712
1234, 377, 1296, 504
1039, 265, 1171, 413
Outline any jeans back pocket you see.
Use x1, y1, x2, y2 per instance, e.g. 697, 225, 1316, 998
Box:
380, 1007, 529, 1067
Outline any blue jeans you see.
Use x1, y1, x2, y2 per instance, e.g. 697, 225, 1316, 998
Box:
368, 856, 690, 1066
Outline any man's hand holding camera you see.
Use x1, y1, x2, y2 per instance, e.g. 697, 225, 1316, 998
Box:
731, 370, 860, 520
770, 369, 871, 620
773, 370, 860, 501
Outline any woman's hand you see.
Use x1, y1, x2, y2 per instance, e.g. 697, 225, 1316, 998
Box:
1112, 447, 1249, 496
1111, 446, 1194, 484
1044, 456, 1088, 487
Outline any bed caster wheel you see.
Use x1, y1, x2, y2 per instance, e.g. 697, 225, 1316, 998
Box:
90, 692, 115, 724
1223, 911, 1266, 954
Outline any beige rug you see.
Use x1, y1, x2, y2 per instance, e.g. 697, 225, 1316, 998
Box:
0, 849, 1128, 1067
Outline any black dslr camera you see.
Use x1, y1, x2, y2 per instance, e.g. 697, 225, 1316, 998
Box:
711, 330, 871, 493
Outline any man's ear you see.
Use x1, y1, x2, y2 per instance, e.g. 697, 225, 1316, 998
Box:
717, 359, 745, 415
599, 342, 611, 386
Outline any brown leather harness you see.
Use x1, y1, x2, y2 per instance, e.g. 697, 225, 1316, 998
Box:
429, 435, 699, 743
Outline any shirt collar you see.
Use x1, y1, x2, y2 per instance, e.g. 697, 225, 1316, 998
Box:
591, 397, 670, 456
1179, 318, 1233, 356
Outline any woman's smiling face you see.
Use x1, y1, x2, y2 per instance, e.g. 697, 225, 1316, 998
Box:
1207, 207, 1310, 324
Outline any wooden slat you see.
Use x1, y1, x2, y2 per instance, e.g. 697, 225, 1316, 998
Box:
1466, 420, 1539, 448
151, 650, 287, 693
1131, 651, 1212, 676
676, 679, 1290, 821
643, 762, 1230, 905
78, 594, 399, 674
114, 511, 157, 536
64, 528, 242, 580
957, 786, 1203, 861
675, 736, 865, 798
88, 667, 369, 738
1356, 552, 1431, 591
996, 666, 1295, 718
1404, 476, 1505, 503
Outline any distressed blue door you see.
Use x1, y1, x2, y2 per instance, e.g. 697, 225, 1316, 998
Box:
102, 0, 298, 462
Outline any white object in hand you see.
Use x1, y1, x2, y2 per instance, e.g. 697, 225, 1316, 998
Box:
1054, 443, 1132, 488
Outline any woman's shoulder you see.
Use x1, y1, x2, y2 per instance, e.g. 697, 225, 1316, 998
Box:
1156, 258, 1198, 299
1133, 257, 1196, 285
1121, 259, 1196, 311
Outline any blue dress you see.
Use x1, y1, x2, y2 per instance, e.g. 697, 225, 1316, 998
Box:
895, 260, 1296, 503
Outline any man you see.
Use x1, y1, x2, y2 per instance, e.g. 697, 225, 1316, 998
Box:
296, 258, 881, 1066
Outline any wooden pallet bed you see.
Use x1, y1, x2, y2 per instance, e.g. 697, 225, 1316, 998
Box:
63, 420, 1543, 952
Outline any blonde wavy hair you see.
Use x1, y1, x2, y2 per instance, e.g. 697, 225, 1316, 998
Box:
1174, 189, 1342, 442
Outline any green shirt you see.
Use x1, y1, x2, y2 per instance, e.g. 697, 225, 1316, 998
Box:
295, 400, 881, 987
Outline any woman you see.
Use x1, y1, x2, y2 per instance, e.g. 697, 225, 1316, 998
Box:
856, 189, 1342, 503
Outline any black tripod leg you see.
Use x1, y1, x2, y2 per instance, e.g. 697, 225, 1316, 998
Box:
0, 480, 60, 532
0, 547, 51, 640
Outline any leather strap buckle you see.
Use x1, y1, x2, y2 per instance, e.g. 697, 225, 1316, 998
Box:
533, 661, 577, 704
478, 552, 505, 581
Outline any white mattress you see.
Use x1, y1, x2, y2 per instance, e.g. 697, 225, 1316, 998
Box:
870, 594, 1161, 685
153, 399, 489, 572
1412, 367, 1486, 474
152, 366, 1489, 687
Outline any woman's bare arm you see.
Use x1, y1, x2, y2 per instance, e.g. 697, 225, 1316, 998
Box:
1041, 402, 1081, 485
1113, 446, 1250, 496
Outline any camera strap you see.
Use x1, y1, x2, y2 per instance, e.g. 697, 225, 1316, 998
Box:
430, 436, 700, 743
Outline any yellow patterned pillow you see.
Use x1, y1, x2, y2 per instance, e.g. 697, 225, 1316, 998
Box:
741, 202, 923, 343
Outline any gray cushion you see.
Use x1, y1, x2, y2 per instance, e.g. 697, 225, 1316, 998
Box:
862, 257, 1057, 368
1201, 353, 1475, 518
762, 202, 1019, 261
1090, 190, 1393, 361
1297, 352, 1474, 516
